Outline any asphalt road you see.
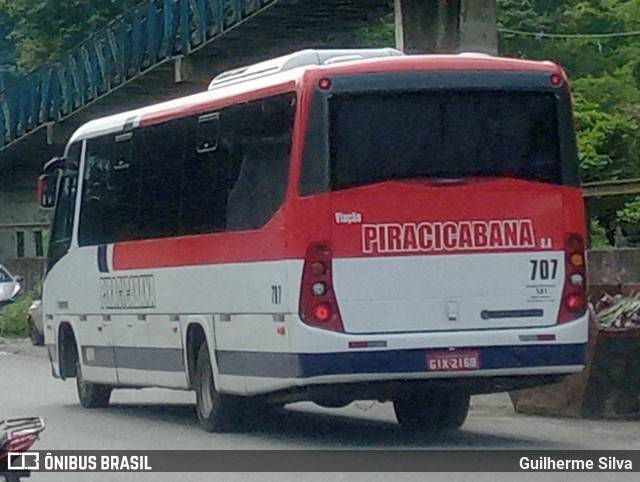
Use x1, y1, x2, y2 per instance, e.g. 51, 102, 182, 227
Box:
1, 339, 639, 481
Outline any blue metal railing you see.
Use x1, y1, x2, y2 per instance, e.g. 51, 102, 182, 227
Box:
0, 0, 277, 152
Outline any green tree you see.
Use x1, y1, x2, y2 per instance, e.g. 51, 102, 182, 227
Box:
0, 10, 17, 90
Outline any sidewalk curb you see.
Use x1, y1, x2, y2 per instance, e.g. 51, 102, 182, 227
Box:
471, 393, 515, 413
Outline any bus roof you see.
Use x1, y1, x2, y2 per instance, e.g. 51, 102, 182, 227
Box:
67, 51, 563, 146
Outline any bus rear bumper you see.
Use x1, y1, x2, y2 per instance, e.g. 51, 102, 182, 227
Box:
217, 342, 586, 381
218, 313, 589, 396
262, 370, 577, 403
223, 360, 584, 399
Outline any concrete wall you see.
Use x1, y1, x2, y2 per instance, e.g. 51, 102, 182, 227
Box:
0, 169, 51, 263
588, 249, 640, 287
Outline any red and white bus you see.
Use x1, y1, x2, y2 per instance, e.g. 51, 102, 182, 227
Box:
39, 49, 588, 432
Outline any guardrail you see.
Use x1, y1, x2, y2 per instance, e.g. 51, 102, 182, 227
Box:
0, 0, 277, 152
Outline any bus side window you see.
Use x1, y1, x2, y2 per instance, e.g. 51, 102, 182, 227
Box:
180, 114, 229, 235
79, 134, 136, 246
226, 134, 290, 230
224, 93, 295, 231
136, 121, 184, 239
180, 93, 295, 234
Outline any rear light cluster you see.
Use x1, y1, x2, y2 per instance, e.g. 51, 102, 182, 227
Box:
559, 233, 587, 323
299, 241, 344, 332
7, 432, 39, 452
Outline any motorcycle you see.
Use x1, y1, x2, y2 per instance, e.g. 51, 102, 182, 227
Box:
0, 418, 45, 482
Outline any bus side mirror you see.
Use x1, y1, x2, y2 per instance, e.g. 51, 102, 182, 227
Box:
37, 173, 58, 209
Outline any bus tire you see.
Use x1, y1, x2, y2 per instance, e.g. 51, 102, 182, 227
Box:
76, 360, 112, 408
195, 343, 242, 432
393, 390, 470, 431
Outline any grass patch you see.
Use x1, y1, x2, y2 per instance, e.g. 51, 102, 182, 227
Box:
0, 294, 33, 338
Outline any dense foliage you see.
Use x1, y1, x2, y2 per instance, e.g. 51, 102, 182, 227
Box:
0, 0, 139, 69
0, 12, 15, 67
0, 293, 33, 338
0, 11, 16, 90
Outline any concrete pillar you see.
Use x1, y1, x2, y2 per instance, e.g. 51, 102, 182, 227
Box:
395, 0, 497, 55
174, 56, 192, 83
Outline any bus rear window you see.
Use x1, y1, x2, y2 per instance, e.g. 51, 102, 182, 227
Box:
329, 90, 562, 189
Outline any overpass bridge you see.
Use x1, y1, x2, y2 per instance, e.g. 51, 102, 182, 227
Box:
0, 0, 497, 266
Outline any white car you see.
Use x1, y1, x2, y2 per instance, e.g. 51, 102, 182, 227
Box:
0, 264, 22, 308
27, 298, 44, 346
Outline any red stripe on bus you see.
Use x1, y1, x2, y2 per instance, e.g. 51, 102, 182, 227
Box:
112, 227, 289, 270
113, 234, 286, 269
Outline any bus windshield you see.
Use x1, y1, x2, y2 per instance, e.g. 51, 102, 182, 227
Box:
329, 90, 562, 189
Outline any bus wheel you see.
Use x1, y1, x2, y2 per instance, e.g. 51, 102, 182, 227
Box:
195, 343, 241, 432
76, 361, 112, 408
393, 391, 470, 432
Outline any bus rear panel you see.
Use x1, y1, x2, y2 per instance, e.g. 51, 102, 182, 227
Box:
282, 63, 587, 401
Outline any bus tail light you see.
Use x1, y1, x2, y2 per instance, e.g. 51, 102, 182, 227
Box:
318, 78, 332, 90
299, 241, 344, 332
550, 73, 563, 87
558, 233, 587, 323
313, 302, 332, 321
